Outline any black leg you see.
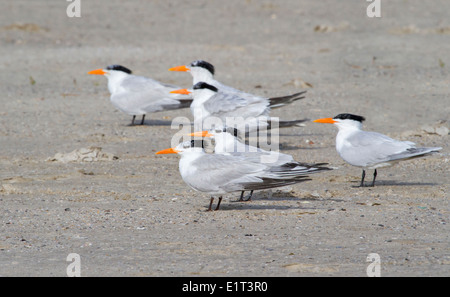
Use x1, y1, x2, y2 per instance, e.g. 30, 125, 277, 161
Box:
245, 190, 254, 201
140, 114, 145, 125
360, 170, 366, 187
215, 197, 223, 211
239, 191, 245, 201
131, 115, 136, 126
207, 197, 214, 211
371, 169, 377, 187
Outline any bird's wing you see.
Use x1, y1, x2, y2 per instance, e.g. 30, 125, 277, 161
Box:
203, 92, 269, 118
268, 91, 307, 109
121, 75, 176, 92
227, 151, 329, 176
227, 151, 294, 166
182, 154, 267, 193
182, 154, 330, 193
343, 131, 417, 166
213, 80, 267, 102
114, 76, 192, 113
384, 147, 442, 162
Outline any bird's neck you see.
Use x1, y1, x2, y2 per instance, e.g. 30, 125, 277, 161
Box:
192, 72, 214, 85
215, 134, 246, 153
107, 73, 129, 94
336, 126, 361, 150
190, 90, 215, 119
179, 151, 204, 173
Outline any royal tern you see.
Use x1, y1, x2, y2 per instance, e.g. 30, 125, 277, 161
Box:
171, 82, 308, 132
314, 113, 442, 187
169, 60, 307, 109
156, 140, 331, 211
88, 65, 193, 125
190, 127, 326, 201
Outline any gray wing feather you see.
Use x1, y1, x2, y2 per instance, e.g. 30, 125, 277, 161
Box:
182, 154, 266, 193
385, 147, 442, 162
342, 131, 440, 166
203, 92, 270, 118
182, 154, 331, 193
113, 75, 192, 114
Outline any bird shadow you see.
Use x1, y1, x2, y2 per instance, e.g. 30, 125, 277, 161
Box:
278, 144, 327, 151
352, 180, 439, 187
277, 132, 326, 138
213, 193, 344, 211
126, 119, 185, 127
216, 204, 313, 211
245, 131, 323, 138
259, 196, 344, 203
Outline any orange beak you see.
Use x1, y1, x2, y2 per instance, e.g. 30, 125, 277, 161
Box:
313, 118, 337, 124
189, 131, 213, 138
168, 65, 190, 72
170, 88, 191, 95
155, 147, 180, 155
88, 69, 106, 75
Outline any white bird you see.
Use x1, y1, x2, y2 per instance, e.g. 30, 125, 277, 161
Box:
88, 65, 193, 125
171, 82, 308, 132
169, 60, 307, 109
314, 113, 442, 187
190, 127, 296, 165
189, 127, 326, 201
156, 140, 331, 211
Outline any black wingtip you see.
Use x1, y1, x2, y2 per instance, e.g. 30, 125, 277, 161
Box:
269, 91, 307, 108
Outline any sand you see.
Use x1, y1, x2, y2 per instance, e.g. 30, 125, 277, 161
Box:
0, 0, 448, 276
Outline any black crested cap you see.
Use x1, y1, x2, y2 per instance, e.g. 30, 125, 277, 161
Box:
190, 60, 215, 75
106, 65, 132, 74
193, 82, 218, 92
223, 127, 239, 137
333, 113, 366, 122
190, 139, 205, 149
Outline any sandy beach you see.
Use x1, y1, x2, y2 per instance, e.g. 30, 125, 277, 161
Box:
0, 0, 448, 276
